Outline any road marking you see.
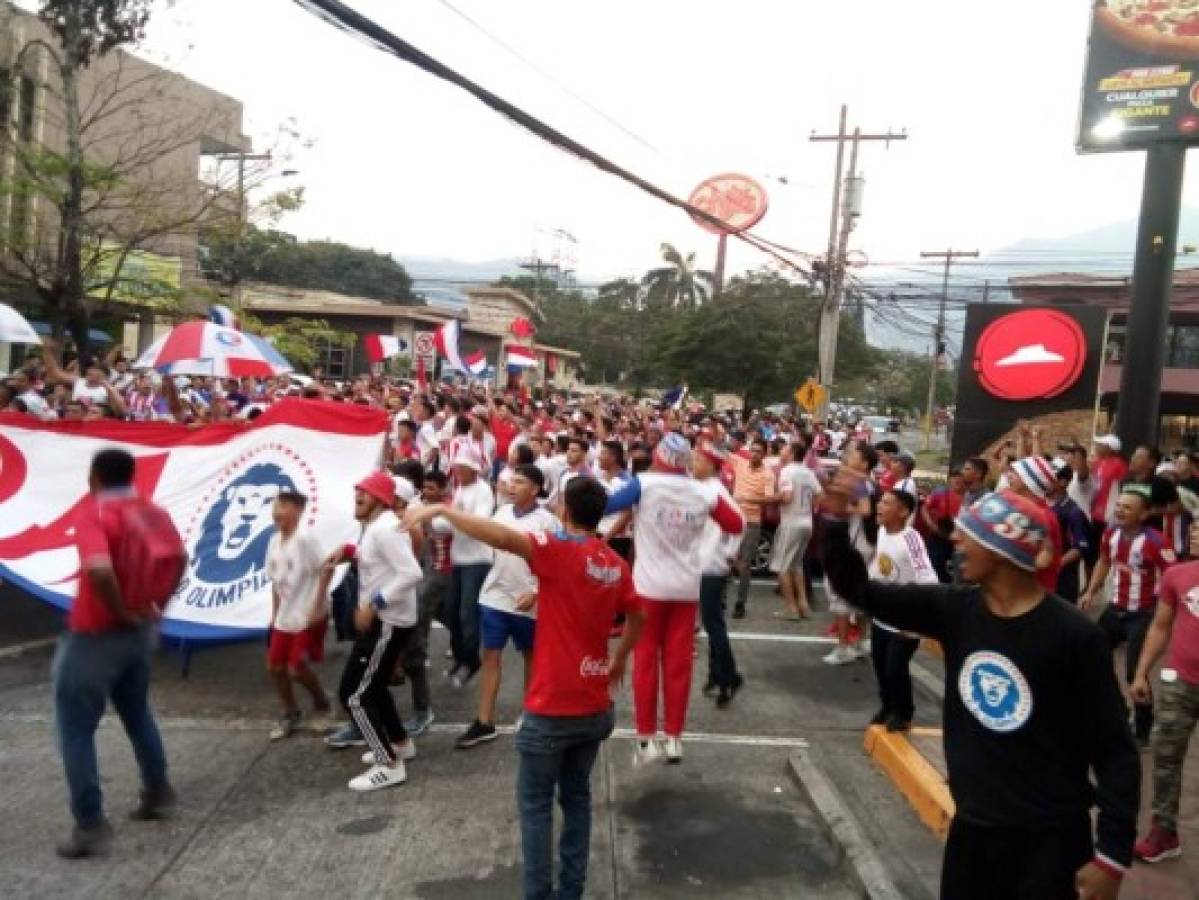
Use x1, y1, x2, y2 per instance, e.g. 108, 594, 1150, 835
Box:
0, 637, 56, 660
714, 631, 835, 645
0, 710, 807, 748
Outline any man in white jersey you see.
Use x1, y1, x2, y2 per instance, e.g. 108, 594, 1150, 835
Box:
456, 466, 558, 749
604, 433, 744, 764
264, 490, 332, 741
767, 442, 823, 620
867, 489, 939, 732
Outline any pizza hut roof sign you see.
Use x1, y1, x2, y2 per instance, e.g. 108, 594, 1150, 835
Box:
687, 174, 769, 235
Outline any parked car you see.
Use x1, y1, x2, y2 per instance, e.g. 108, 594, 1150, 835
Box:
862, 414, 900, 435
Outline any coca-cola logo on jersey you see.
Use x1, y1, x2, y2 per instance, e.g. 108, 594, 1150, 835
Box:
579, 656, 610, 679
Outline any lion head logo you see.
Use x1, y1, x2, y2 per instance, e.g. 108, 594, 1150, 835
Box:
191, 462, 297, 583
958, 651, 1033, 733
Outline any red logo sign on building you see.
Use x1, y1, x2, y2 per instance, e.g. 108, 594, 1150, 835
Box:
973, 309, 1087, 401
687, 173, 768, 235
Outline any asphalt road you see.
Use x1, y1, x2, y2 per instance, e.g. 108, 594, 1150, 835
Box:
0, 581, 942, 899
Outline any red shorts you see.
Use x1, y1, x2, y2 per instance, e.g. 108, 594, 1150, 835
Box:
267, 620, 327, 669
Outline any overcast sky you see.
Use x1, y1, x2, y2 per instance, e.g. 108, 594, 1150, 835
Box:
118, 0, 1199, 282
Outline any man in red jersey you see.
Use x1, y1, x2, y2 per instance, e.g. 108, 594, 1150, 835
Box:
1132, 521, 1199, 864
1083, 486, 1177, 747
405, 476, 644, 900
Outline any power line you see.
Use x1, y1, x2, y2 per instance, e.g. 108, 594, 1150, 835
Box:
292, 0, 814, 281
430, 0, 663, 155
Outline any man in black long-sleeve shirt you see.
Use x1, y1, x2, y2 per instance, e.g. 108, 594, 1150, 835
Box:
822, 473, 1138, 900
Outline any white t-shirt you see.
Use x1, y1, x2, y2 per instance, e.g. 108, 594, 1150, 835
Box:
19, 389, 53, 420
449, 478, 496, 565
417, 420, 440, 467
266, 530, 325, 633
867, 526, 939, 633
597, 469, 631, 537
777, 462, 823, 526
73, 381, 109, 406
536, 455, 567, 500
478, 503, 559, 618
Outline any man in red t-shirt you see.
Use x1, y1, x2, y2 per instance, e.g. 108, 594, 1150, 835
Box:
54, 448, 175, 859
917, 468, 965, 583
405, 476, 644, 900
1132, 520, 1199, 864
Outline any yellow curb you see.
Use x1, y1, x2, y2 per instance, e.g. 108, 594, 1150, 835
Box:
863, 725, 954, 840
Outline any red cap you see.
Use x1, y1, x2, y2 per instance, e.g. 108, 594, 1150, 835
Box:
355, 471, 396, 506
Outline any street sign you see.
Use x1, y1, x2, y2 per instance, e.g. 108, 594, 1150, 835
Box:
794, 379, 827, 413
414, 331, 435, 356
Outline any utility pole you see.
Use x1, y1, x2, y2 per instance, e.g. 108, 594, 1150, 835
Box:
216, 151, 271, 308
919, 248, 978, 450
810, 107, 906, 417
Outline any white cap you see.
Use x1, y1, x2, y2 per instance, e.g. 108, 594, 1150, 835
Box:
1157, 461, 1178, 476
1094, 434, 1122, 453
392, 476, 416, 504
450, 451, 481, 472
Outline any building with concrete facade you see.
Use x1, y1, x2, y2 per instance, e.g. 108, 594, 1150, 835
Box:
0, 1, 247, 347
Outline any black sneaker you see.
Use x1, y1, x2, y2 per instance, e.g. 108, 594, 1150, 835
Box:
56, 820, 113, 859
716, 674, 744, 709
731, 604, 747, 620
130, 784, 178, 821
884, 715, 912, 734
701, 676, 718, 696
868, 710, 889, 727
455, 720, 498, 749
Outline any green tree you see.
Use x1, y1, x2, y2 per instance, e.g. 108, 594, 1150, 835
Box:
202, 225, 413, 303
241, 313, 355, 373
651, 270, 879, 408
640, 242, 713, 311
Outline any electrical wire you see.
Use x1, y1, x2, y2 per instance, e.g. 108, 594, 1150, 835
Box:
292, 0, 814, 280
430, 0, 662, 156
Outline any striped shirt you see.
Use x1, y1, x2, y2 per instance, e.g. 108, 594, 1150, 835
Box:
1100, 526, 1174, 612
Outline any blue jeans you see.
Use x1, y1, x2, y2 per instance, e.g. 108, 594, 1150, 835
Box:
516, 708, 615, 900
53, 626, 169, 828
449, 563, 490, 671
700, 574, 738, 689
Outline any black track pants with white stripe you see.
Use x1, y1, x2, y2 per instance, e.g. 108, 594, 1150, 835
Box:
338, 618, 416, 764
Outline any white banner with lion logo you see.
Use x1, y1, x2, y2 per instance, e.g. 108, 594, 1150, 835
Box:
0, 400, 387, 640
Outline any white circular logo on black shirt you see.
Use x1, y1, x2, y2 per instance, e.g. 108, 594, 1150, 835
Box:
958, 651, 1033, 733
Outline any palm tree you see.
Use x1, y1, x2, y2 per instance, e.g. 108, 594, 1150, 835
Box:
640, 243, 714, 311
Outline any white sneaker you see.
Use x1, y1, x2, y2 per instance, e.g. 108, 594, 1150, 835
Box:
348, 761, 407, 792
823, 645, 857, 666
633, 735, 664, 767
663, 736, 683, 764
360, 739, 417, 765
855, 639, 872, 658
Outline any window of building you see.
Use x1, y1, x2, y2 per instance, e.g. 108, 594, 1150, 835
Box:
316, 338, 352, 378
0, 67, 11, 131
1168, 325, 1199, 369
17, 74, 35, 142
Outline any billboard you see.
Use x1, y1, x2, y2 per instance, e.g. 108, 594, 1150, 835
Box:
950, 304, 1109, 465
1078, 1, 1199, 152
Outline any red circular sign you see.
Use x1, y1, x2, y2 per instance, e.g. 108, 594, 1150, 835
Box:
687, 173, 768, 235
973, 309, 1087, 401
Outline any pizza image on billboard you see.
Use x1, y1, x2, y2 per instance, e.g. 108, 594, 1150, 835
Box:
973, 309, 1088, 401
1097, 2, 1199, 57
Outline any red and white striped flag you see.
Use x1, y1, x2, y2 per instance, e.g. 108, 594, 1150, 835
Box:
434, 320, 469, 373
464, 351, 488, 376
506, 343, 537, 368
364, 333, 407, 363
